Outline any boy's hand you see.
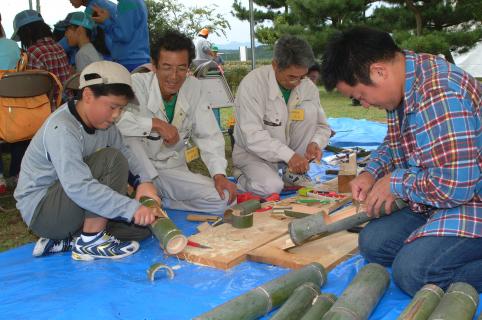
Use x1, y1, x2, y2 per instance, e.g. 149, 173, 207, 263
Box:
152, 118, 179, 145
133, 206, 158, 226
135, 182, 160, 205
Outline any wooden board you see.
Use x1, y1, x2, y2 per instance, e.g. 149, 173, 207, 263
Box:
248, 231, 359, 270
177, 212, 291, 270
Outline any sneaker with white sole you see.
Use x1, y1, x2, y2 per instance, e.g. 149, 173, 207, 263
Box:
72, 231, 139, 261
32, 237, 73, 257
282, 170, 315, 187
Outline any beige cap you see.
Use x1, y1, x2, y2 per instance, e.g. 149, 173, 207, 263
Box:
79, 61, 132, 89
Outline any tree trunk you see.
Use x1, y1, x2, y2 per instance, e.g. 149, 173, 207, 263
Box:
405, 0, 422, 36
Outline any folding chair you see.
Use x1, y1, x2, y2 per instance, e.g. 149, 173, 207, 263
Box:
0, 70, 59, 143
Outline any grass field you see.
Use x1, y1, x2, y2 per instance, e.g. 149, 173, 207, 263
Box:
0, 88, 385, 252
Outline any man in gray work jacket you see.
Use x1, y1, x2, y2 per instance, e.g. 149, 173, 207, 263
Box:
233, 35, 332, 197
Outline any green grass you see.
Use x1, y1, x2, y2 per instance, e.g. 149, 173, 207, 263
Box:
0, 89, 386, 252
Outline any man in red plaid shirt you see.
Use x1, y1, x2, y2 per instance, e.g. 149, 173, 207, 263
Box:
321, 27, 481, 296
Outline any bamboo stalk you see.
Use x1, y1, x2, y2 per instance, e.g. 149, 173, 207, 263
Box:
300, 293, 337, 320
270, 282, 320, 320
194, 262, 327, 320
289, 199, 407, 245
140, 196, 187, 255
427, 282, 479, 320
322, 263, 390, 320
397, 284, 444, 320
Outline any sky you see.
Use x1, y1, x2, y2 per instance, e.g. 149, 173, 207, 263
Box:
1, 0, 256, 45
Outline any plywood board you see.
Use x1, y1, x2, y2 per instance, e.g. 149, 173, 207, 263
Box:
177, 212, 291, 270
248, 231, 359, 270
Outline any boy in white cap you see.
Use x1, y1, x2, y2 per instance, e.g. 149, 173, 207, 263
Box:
14, 61, 161, 261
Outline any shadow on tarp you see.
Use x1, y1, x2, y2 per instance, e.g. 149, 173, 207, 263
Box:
1, 118, 480, 319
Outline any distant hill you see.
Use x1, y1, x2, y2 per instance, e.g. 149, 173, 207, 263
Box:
219, 45, 273, 61
217, 41, 259, 50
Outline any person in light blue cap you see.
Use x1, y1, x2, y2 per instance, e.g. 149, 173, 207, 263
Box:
65, 11, 108, 71
67, 0, 116, 60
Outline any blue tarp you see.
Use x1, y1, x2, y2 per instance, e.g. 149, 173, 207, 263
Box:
1, 118, 480, 319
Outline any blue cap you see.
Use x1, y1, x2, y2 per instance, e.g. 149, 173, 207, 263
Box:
68, 12, 95, 30
12, 10, 44, 41
54, 12, 76, 32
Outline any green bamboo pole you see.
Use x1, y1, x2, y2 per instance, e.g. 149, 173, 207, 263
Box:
322, 263, 390, 320
194, 262, 327, 320
289, 199, 408, 245
427, 282, 479, 320
140, 196, 187, 255
397, 284, 444, 320
300, 293, 337, 320
270, 282, 320, 320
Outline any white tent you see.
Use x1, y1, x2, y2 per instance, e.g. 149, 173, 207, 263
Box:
453, 42, 482, 78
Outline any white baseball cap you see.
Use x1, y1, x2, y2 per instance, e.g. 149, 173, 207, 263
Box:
79, 61, 132, 89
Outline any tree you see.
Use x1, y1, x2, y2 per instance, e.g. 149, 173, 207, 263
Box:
145, 0, 230, 45
234, 0, 482, 63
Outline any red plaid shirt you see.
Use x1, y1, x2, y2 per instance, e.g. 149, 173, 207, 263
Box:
364, 51, 481, 242
27, 37, 71, 99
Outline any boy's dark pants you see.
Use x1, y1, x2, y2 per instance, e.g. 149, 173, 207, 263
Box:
29, 148, 151, 241
359, 207, 482, 296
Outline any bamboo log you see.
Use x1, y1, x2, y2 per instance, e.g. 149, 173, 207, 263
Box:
224, 199, 261, 228
300, 294, 337, 320
194, 262, 327, 320
270, 282, 320, 320
397, 284, 444, 320
322, 263, 390, 320
140, 196, 187, 255
427, 282, 479, 320
289, 199, 407, 245
224, 200, 261, 218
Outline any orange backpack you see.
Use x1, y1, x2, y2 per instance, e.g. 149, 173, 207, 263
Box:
0, 53, 63, 143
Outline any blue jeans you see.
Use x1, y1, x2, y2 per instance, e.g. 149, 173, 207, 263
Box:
359, 207, 482, 296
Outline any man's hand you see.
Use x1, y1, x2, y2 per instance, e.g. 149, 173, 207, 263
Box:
152, 118, 180, 145
365, 174, 396, 218
288, 153, 309, 174
135, 182, 160, 204
91, 5, 109, 23
304, 142, 322, 162
213, 174, 237, 204
350, 171, 376, 202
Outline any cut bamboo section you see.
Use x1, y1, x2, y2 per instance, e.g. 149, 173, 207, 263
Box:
270, 282, 320, 320
301, 294, 337, 320
427, 282, 479, 320
397, 284, 444, 320
140, 196, 187, 255
322, 263, 390, 320
194, 263, 327, 320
